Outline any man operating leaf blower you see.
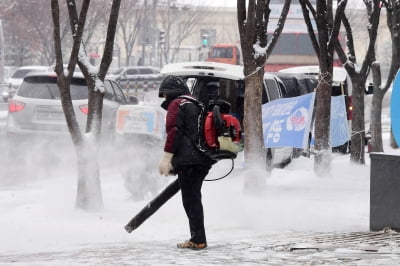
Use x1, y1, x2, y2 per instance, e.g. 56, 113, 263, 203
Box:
158, 75, 214, 250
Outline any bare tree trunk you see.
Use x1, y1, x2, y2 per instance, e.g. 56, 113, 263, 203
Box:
370, 62, 384, 152
237, 0, 291, 190
350, 76, 365, 163
314, 73, 332, 175
300, 0, 347, 174
370, 90, 384, 151
65, 0, 104, 211
240, 30, 267, 188
313, 0, 333, 176
237, 0, 268, 190
332, 0, 380, 164
391, 128, 399, 148
52, 0, 121, 211
243, 73, 265, 161
75, 145, 103, 211
242, 71, 266, 190
368, 0, 400, 152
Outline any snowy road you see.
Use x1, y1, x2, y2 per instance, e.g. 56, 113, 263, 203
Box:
1, 231, 400, 265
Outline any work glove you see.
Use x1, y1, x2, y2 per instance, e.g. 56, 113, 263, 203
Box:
218, 136, 241, 153
159, 152, 174, 176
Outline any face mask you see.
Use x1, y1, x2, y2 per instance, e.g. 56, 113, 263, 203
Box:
161, 100, 169, 110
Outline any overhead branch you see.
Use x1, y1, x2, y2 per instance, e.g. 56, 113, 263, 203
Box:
99, 0, 121, 79
256, 0, 268, 47
299, 0, 319, 56
66, 0, 90, 80
359, 0, 380, 77
51, 0, 64, 79
237, 0, 247, 34
328, 0, 347, 53
51, 0, 84, 146
266, 0, 291, 57
341, 14, 356, 63
382, 0, 400, 90
247, 0, 257, 43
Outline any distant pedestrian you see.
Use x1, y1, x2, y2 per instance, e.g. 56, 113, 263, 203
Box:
158, 75, 214, 250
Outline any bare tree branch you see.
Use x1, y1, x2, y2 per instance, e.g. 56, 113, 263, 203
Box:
341, 14, 356, 63
265, 0, 292, 58
51, 0, 84, 147
299, 0, 320, 56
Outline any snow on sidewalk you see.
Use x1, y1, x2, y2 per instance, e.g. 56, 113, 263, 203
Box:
0, 143, 399, 265
1, 230, 400, 265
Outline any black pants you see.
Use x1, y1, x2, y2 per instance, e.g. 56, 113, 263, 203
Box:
178, 165, 210, 244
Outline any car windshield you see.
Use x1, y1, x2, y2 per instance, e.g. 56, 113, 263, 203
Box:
11, 69, 33, 79
210, 47, 233, 58
17, 76, 88, 100
11, 68, 48, 79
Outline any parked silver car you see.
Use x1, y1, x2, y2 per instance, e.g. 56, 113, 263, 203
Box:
6, 72, 136, 158
107, 66, 164, 101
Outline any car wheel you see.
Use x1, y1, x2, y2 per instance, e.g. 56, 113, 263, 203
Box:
278, 153, 292, 168
265, 148, 273, 172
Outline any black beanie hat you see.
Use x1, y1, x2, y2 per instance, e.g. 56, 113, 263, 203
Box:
158, 75, 190, 99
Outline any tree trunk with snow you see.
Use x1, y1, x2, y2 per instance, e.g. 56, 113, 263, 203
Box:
75, 145, 103, 211
303, 0, 377, 165
51, 0, 121, 211
313, 57, 333, 175
237, 0, 291, 189
300, 0, 348, 173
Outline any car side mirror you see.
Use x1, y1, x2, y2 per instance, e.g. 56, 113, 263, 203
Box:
365, 83, 374, 95
128, 95, 139, 104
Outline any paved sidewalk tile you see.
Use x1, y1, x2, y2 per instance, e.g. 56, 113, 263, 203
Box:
1, 231, 400, 265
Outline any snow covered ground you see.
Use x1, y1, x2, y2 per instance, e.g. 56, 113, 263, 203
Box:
0, 153, 373, 253
0, 109, 6, 128
0, 103, 399, 265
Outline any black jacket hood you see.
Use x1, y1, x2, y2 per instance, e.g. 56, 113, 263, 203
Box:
158, 75, 190, 99
159, 75, 190, 110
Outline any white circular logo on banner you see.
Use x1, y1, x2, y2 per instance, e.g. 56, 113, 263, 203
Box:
286, 107, 308, 132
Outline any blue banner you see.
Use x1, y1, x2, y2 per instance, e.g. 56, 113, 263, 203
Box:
330, 95, 350, 147
262, 92, 315, 149
309, 95, 350, 147
391, 70, 400, 144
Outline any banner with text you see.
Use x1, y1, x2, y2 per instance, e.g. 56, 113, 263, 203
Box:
330, 95, 350, 147
309, 95, 350, 147
262, 92, 315, 149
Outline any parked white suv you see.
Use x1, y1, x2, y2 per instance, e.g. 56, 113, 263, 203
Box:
6, 72, 136, 162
